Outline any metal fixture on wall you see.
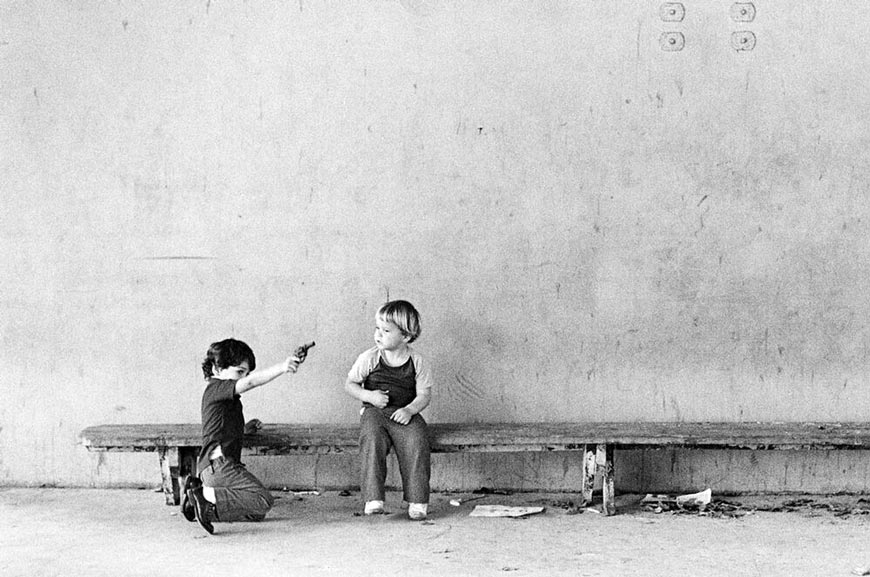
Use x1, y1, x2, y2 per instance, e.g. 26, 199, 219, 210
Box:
659, 2, 685, 51
731, 2, 756, 51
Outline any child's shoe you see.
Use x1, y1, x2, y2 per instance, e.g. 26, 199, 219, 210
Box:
179, 475, 201, 522
364, 500, 385, 515
408, 502, 428, 520
187, 486, 216, 534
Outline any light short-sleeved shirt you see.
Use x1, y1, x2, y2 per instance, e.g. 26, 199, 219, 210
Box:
347, 346, 433, 411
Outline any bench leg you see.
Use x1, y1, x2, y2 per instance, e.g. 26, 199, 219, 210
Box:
581, 445, 596, 506
158, 447, 181, 506
179, 447, 198, 481
596, 443, 616, 516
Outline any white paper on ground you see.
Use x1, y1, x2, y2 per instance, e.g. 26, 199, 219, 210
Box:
675, 488, 712, 507
469, 505, 545, 518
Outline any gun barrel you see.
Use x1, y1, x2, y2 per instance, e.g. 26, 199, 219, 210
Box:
294, 341, 316, 357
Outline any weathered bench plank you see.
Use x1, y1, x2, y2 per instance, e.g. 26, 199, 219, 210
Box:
80, 422, 870, 514
81, 422, 870, 451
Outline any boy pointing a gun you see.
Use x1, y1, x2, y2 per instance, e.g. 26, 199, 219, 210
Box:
184, 338, 314, 534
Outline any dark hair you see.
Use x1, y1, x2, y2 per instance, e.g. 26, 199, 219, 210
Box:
201, 338, 256, 380
377, 300, 421, 343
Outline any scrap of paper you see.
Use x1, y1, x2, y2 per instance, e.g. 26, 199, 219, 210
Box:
469, 505, 545, 518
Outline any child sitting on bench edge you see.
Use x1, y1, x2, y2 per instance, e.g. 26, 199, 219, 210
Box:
344, 300, 433, 520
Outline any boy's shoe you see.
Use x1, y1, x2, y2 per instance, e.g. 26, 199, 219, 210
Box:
408, 503, 428, 520
180, 475, 201, 522
187, 486, 216, 535
364, 500, 385, 515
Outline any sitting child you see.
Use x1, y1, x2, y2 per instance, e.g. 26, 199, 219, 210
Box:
183, 338, 308, 534
344, 300, 433, 520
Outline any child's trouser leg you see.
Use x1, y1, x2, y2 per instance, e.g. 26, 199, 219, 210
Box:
390, 413, 431, 504
359, 407, 392, 502
200, 457, 274, 522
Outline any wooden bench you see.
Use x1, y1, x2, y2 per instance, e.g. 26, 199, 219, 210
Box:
79, 421, 870, 515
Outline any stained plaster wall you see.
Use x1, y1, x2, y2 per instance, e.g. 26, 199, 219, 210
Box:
1, 1, 869, 493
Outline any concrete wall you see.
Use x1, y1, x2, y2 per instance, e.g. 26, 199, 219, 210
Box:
2, 1, 869, 493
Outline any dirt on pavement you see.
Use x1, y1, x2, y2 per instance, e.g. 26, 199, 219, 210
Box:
1, 487, 869, 577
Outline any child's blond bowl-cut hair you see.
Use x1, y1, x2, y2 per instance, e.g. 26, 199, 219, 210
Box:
377, 300, 421, 343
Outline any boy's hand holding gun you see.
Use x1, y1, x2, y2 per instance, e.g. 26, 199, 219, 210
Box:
284, 341, 316, 373
246, 342, 315, 435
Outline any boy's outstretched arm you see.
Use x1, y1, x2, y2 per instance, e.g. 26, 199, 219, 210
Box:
235, 356, 300, 395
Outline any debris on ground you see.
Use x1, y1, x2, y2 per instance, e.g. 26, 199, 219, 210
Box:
852, 566, 870, 576
641, 489, 712, 514
473, 487, 513, 496
676, 488, 712, 508
469, 505, 545, 518
276, 488, 320, 500
449, 495, 488, 507
641, 489, 748, 517
753, 498, 870, 517
447, 488, 512, 508
535, 497, 587, 515
640, 491, 870, 518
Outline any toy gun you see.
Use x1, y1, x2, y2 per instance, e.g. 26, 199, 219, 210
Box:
294, 341, 316, 363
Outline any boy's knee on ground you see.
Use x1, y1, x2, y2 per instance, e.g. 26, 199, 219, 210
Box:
247, 497, 272, 522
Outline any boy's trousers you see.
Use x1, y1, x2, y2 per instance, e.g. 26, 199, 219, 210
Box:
200, 456, 274, 522
359, 406, 431, 504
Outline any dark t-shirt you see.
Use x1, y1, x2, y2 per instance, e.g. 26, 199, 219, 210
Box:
197, 378, 244, 475
362, 356, 418, 410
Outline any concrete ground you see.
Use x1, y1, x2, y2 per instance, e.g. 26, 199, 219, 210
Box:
2, 487, 869, 577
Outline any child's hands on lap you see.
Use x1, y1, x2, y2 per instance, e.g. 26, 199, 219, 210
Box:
390, 408, 412, 425
367, 389, 389, 409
